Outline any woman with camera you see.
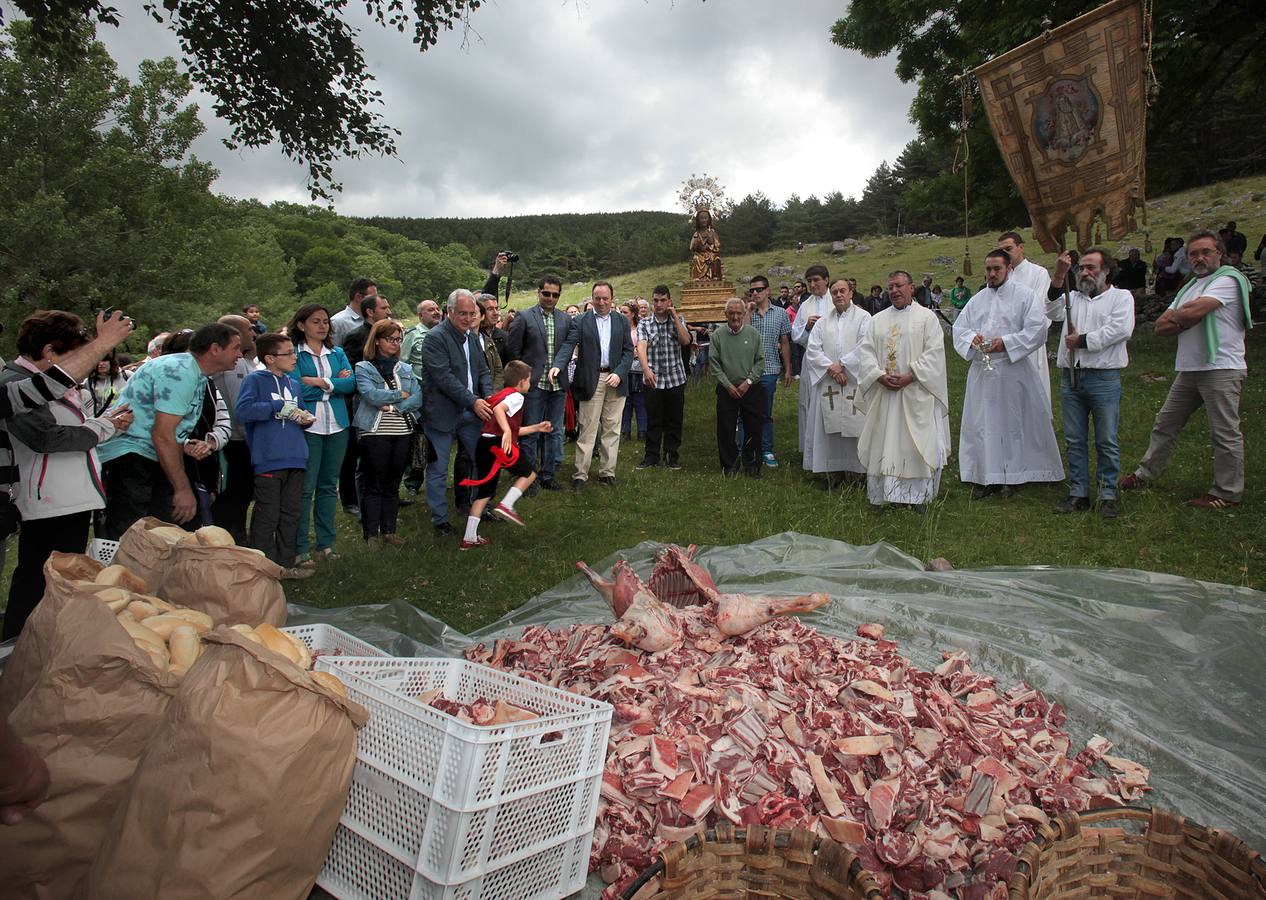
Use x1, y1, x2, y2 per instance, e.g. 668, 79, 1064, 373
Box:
1, 312, 133, 640
353, 319, 423, 547
80, 350, 128, 416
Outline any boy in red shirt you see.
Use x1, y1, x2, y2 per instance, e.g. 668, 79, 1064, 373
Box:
461, 360, 553, 549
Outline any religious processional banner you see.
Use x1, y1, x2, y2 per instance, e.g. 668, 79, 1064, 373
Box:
973, 0, 1147, 252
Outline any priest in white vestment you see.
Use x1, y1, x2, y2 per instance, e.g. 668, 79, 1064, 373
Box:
953, 250, 1065, 497
843, 271, 950, 508
999, 231, 1054, 412
802, 278, 870, 476
791, 265, 833, 453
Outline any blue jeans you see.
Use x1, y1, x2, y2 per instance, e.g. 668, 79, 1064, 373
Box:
622, 372, 647, 437
1060, 369, 1121, 499
737, 373, 779, 455
522, 386, 566, 479
424, 412, 482, 526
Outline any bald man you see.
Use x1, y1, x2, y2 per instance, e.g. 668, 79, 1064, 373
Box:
209, 314, 259, 542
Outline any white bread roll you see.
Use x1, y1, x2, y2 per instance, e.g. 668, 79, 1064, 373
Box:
309, 671, 348, 698
164, 608, 213, 632
167, 626, 201, 674
95, 564, 149, 593
255, 623, 301, 666
194, 525, 235, 547
125, 600, 159, 620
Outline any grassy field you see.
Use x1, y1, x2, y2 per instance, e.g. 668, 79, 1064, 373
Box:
502, 174, 1266, 311
285, 326, 1266, 634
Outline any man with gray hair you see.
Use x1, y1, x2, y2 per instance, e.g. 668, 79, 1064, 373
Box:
420, 290, 492, 535
402, 299, 442, 380
709, 297, 766, 477
1121, 229, 1251, 508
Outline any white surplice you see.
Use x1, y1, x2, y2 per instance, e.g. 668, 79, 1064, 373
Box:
802, 303, 870, 474
1011, 257, 1055, 412
952, 280, 1065, 486
843, 303, 950, 506
791, 292, 833, 452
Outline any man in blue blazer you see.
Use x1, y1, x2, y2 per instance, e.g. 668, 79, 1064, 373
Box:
550, 282, 634, 488
420, 291, 493, 535
504, 276, 571, 490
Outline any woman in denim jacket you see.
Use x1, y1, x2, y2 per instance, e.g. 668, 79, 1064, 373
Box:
353, 319, 423, 547
286, 304, 357, 562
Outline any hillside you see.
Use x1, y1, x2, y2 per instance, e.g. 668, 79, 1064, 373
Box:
505, 175, 1266, 312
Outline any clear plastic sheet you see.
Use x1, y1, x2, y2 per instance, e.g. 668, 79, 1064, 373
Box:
287, 532, 1266, 854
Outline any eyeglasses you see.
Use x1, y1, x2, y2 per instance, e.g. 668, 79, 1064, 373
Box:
539, 290, 560, 298
379, 335, 403, 343
270, 350, 296, 357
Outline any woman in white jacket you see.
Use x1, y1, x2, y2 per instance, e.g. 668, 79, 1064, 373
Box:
1, 312, 132, 640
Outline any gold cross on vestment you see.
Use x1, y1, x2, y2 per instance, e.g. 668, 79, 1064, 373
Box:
823, 385, 841, 410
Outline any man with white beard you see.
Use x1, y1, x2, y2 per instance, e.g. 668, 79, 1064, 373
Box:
1047, 248, 1135, 519
998, 231, 1054, 412
790, 265, 833, 454
953, 249, 1064, 499
843, 271, 950, 509
802, 278, 870, 483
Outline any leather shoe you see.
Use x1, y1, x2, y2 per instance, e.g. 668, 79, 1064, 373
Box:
571, 478, 586, 490
1053, 496, 1090, 514
433, 522, 454, 536
970, 484, 996, 500
598, 475, 617, 486
996, 485, 1019, 498
540, 478, 562, 491
1098, 500, 1119, 519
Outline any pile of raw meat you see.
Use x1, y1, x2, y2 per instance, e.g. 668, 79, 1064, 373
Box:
465, 545, 1150, 899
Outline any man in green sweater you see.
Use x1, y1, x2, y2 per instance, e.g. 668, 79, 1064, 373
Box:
710, 298, 767, 478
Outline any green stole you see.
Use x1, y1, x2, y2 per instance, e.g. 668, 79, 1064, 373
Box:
1169, 265, 1252, 365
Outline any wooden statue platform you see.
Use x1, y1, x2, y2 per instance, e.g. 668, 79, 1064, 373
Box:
678, 280, 736, 323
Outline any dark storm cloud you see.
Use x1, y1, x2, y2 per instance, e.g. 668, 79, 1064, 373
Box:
95, 1, 917, 216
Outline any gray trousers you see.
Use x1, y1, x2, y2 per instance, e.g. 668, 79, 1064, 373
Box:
1135, 369, 1246, 501
250, 467, 305, 567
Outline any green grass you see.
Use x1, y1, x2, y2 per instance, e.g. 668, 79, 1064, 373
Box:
503, 174, 1266, 312
285, 328, 1266, 634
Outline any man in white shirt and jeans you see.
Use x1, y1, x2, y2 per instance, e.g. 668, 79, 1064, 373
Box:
1049, 248, 1135, 519
1121, 230, 1251, 508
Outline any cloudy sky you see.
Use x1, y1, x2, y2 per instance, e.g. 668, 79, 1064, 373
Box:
97, 1, 918, 218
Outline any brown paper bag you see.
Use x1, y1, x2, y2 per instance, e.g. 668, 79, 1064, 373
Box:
0, 552, 180, 900
81, 629, 368, 900
111, 515, 189, 592
160, 543, 288, 626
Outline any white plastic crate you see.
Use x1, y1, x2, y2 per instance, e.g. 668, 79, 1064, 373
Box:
339, 756, 601, 883
87, 538, 118, 565
315, 657, 611, 812
319, 819, 593, 900
282, 623, 388, 661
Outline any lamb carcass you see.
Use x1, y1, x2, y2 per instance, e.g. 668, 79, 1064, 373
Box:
609, 586, 684, 652
577, 559, 647, 618
648, 544, 719, 607
713, 590, 829, 636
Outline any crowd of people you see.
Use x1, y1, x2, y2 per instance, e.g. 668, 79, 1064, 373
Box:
0, 226, 1255, 644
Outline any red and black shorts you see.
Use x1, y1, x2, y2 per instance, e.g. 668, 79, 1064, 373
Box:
473, 434, 533, 499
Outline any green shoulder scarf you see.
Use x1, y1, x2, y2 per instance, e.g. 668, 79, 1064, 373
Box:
1169, 265, 1252, 364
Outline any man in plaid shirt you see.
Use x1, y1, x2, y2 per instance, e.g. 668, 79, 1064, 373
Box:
740, 276, 793, 466
634, 285, 692, 470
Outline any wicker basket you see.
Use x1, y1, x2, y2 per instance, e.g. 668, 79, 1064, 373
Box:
1008, 805, 1266, 899
619, 822, 883, 899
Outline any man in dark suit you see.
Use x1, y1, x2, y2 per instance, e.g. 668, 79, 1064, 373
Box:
550, 281, 634, 488
504, 276, 570, 490
420, 290, 493, 536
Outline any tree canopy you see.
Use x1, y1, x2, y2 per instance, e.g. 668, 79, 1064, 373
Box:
6, 0, 484, 199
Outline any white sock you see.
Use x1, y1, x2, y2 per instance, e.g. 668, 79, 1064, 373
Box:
463, 516, 480, 542
501, 487, 523, 511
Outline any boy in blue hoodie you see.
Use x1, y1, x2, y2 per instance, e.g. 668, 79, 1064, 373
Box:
235, 333, 315, 579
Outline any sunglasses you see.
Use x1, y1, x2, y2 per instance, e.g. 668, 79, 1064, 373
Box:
539, 290, 560, 298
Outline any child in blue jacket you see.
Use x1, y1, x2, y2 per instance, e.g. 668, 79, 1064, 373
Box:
235, 333, 314, 578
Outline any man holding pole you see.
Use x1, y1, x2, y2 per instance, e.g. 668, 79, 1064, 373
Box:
1048, 249, 1135, 518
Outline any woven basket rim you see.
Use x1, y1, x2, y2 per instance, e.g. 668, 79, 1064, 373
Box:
1009, 803, 1266, 890
620, 825, 883, 899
